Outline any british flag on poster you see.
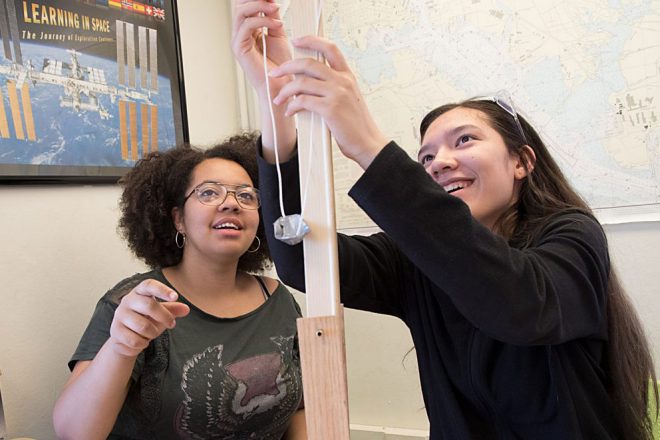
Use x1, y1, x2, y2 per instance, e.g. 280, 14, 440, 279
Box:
152, 7, 165, 20
121, 0, 133, 11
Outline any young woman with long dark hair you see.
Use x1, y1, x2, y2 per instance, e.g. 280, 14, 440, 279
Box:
232, 1, 658, 438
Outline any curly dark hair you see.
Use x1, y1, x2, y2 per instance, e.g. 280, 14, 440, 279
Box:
118, 132, 270, 273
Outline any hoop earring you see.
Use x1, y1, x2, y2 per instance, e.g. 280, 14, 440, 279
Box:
175, 231, 186, 249
247, 236, 261, 253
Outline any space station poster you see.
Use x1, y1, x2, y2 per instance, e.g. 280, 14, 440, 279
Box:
0, 0, 187, 181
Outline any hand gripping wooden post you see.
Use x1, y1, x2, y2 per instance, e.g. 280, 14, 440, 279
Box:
287, 2, 351, 438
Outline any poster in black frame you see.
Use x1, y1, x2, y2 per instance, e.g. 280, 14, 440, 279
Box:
0, 0, 188, 183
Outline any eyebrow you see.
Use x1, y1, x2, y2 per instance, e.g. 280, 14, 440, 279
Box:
418, 124, 483, 159
193, 180, 255, 190
199, 180, 252, 186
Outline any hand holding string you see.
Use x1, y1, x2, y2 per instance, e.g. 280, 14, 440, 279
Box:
231, 0, 290, 95
232, 0, 297, 163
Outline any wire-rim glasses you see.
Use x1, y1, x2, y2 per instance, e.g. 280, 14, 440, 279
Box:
184, 182, 261, 210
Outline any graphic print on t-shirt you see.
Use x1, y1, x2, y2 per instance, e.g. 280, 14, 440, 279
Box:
175, 335, 300, 439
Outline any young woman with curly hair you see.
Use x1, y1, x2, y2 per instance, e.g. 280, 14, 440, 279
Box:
53, 133, 306, 440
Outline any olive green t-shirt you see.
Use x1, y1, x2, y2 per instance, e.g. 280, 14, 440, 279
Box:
70, 269, 303, 440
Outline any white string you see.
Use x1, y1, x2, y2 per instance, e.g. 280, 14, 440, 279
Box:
261, 1, 324, 229
295, 0, 324, 236
261, 17, 286, 218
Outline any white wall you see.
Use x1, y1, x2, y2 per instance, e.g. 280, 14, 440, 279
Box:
0, 2, 239, 438
0, 2, 659, 439
603, 221, 660, 368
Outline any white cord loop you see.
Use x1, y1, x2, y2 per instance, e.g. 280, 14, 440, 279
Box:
263, 2, 323, 245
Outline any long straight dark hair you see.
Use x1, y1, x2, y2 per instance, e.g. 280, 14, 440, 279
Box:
420, 99, 658, 440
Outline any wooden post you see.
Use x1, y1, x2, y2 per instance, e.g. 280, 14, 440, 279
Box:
287, 2, 351, 438
297, 310, 350, 438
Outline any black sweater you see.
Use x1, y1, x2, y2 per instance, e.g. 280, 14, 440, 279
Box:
257, 141, 621, 439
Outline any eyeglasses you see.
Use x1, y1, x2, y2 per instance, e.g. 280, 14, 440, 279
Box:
184, 182, 261, 210
488, 90, 528, 145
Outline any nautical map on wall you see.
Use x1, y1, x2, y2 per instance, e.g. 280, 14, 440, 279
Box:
274, 0, 660, 228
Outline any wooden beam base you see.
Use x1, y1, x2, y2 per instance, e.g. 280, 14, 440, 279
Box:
297, 308, 350, 439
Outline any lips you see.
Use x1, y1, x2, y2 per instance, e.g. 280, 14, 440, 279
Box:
212, 217, 243, 230
213, 222, 239, 230
440, 179, 473, 194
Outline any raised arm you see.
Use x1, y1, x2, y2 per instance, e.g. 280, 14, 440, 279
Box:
231, 0, 296, 162
258, 30, 609, 344
349, 143, 610, 345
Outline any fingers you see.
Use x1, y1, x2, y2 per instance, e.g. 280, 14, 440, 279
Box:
112, 309, 160, 342
232, 0, 291, 88
109, 316, 151, 356
271, 57, 330, 82
162, 301, 191, 319
273, 74, 326, 105
110, 279, 186, 356
281, 94, 328, 118
133, 278, 178, 302
232, 1, 284, 43
290, 36, 351, 72
233, 0, 281, 26
233, 15, 284, 50
128, 280, 180, 327
268, 37, 354, 107
270, 58, 338, 108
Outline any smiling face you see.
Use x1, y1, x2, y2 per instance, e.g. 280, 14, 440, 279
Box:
418, 106, 530, 231
173, 158, 260, 265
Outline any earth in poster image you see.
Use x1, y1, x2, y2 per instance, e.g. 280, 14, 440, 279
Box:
0, 42, 177, 167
